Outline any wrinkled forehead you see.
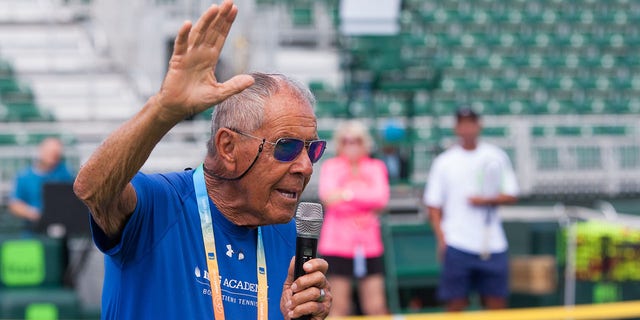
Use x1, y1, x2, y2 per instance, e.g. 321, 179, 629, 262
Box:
262, 86, 316, 121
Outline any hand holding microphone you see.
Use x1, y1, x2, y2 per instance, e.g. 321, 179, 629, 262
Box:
281, 202, 332, 320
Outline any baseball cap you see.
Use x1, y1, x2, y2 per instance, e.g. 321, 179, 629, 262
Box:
455, 106, 479, 121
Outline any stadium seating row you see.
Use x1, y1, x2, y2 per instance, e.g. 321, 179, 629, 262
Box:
332, 0, 640, 122
0, 58, 53, 122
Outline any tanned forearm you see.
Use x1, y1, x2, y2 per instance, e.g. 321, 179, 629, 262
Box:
8, 200, 40, 222
493, 194, 518, 206
427, 206, 445, 243
73, 96, 183, 237
469, 194, 518, 207
74, 2, 254, 238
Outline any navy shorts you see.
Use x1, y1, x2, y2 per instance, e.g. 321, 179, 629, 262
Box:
437, 246, 509, 302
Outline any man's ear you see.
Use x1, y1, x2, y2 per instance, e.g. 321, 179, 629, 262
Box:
214, 128, 238, 171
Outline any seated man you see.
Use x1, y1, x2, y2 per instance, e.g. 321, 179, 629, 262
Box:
10, 137, 74, 229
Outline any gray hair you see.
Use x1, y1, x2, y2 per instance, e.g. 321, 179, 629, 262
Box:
207, 72, 316, 156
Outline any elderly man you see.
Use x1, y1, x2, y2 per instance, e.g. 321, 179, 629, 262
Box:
73, 1, 332, 319
10, 137, 74, 226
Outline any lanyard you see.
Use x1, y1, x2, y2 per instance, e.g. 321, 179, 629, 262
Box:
193, 164, 268, 320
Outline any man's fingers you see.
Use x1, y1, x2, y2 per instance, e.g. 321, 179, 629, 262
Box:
284, 257, 296, 284
294, 271, 328, 294
172, 21, 192, 57
285, 258, 331, 319
188, 3, 220, 46
289, 258, 329, 293
290, 287, 325, 306
205, 1, 238, 49
288, 301, 327, 319
303, 258, 329, 275
216, 74, 255, 99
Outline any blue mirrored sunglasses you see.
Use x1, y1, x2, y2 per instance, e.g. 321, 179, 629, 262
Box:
229, 128, 327, 163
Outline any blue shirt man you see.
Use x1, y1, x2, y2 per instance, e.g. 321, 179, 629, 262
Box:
9, 138, 74, 226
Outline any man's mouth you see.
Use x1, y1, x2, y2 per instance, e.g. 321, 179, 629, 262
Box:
277, 189, 298, 199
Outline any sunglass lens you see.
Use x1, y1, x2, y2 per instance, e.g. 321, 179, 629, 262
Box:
308, 141, 327, 163
274, 138, 304, 162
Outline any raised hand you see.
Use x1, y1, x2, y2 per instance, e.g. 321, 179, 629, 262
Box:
156, 0, 254, 122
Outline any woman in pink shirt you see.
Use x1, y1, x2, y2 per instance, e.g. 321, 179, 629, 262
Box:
318, 120, 390, 316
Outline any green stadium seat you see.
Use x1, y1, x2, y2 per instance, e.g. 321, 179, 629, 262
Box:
381, 219, 440, 314
309, 81, 349, 118
0, 233, 80, 318
0, 133, 16, 145
0, 289, 80, 320
420, 8, 450, 24
485, 101, 510, 115
375, 99, 408, 118
412, 98, 430, 116
0, 76, 20, 95
428, 90, 459, 115
545, 98, 573, 114
409, 125, 437, 143
347, 99, 375, 118
4, 102, 51, 122
290, 1, 314, 26
0, 236, 67, 289
317, 128, 333, 141
571, 100, 596, 115
1, 87, 35, 104
507, 100, 529, 114
592, 125, 627, 136
315, 99, 348, 118
555, 125, 583, 136
531, 126, 551, 137
609, 97, 640, 114
482, 126, 509, 137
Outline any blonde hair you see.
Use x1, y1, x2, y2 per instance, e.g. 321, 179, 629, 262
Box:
333, 120, 374, 155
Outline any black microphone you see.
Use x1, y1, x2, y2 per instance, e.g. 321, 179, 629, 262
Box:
293, 202, 324, 320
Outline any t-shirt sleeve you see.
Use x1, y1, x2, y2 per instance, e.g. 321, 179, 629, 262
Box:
11, 174, 27, 202
91, 172, 184, 264
423, 157, 445, 208
62, 164, 75, 181
317, 159, 340, 202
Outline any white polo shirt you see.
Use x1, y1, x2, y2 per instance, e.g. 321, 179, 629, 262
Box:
423, 142, 519, 254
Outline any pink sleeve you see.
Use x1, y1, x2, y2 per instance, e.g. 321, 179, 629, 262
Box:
349, 159, 390, 211
318, 159, 341, 202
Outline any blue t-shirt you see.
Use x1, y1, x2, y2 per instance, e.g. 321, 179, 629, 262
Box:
91, 170, 296, 320
12, 163, 74, 211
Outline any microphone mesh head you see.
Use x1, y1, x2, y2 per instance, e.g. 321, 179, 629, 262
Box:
295, 202, 324, 238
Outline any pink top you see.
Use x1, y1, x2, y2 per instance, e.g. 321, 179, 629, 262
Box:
317, 156, 390, 258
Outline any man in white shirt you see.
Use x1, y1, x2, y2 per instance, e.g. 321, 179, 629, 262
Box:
423, 107, 518, 311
